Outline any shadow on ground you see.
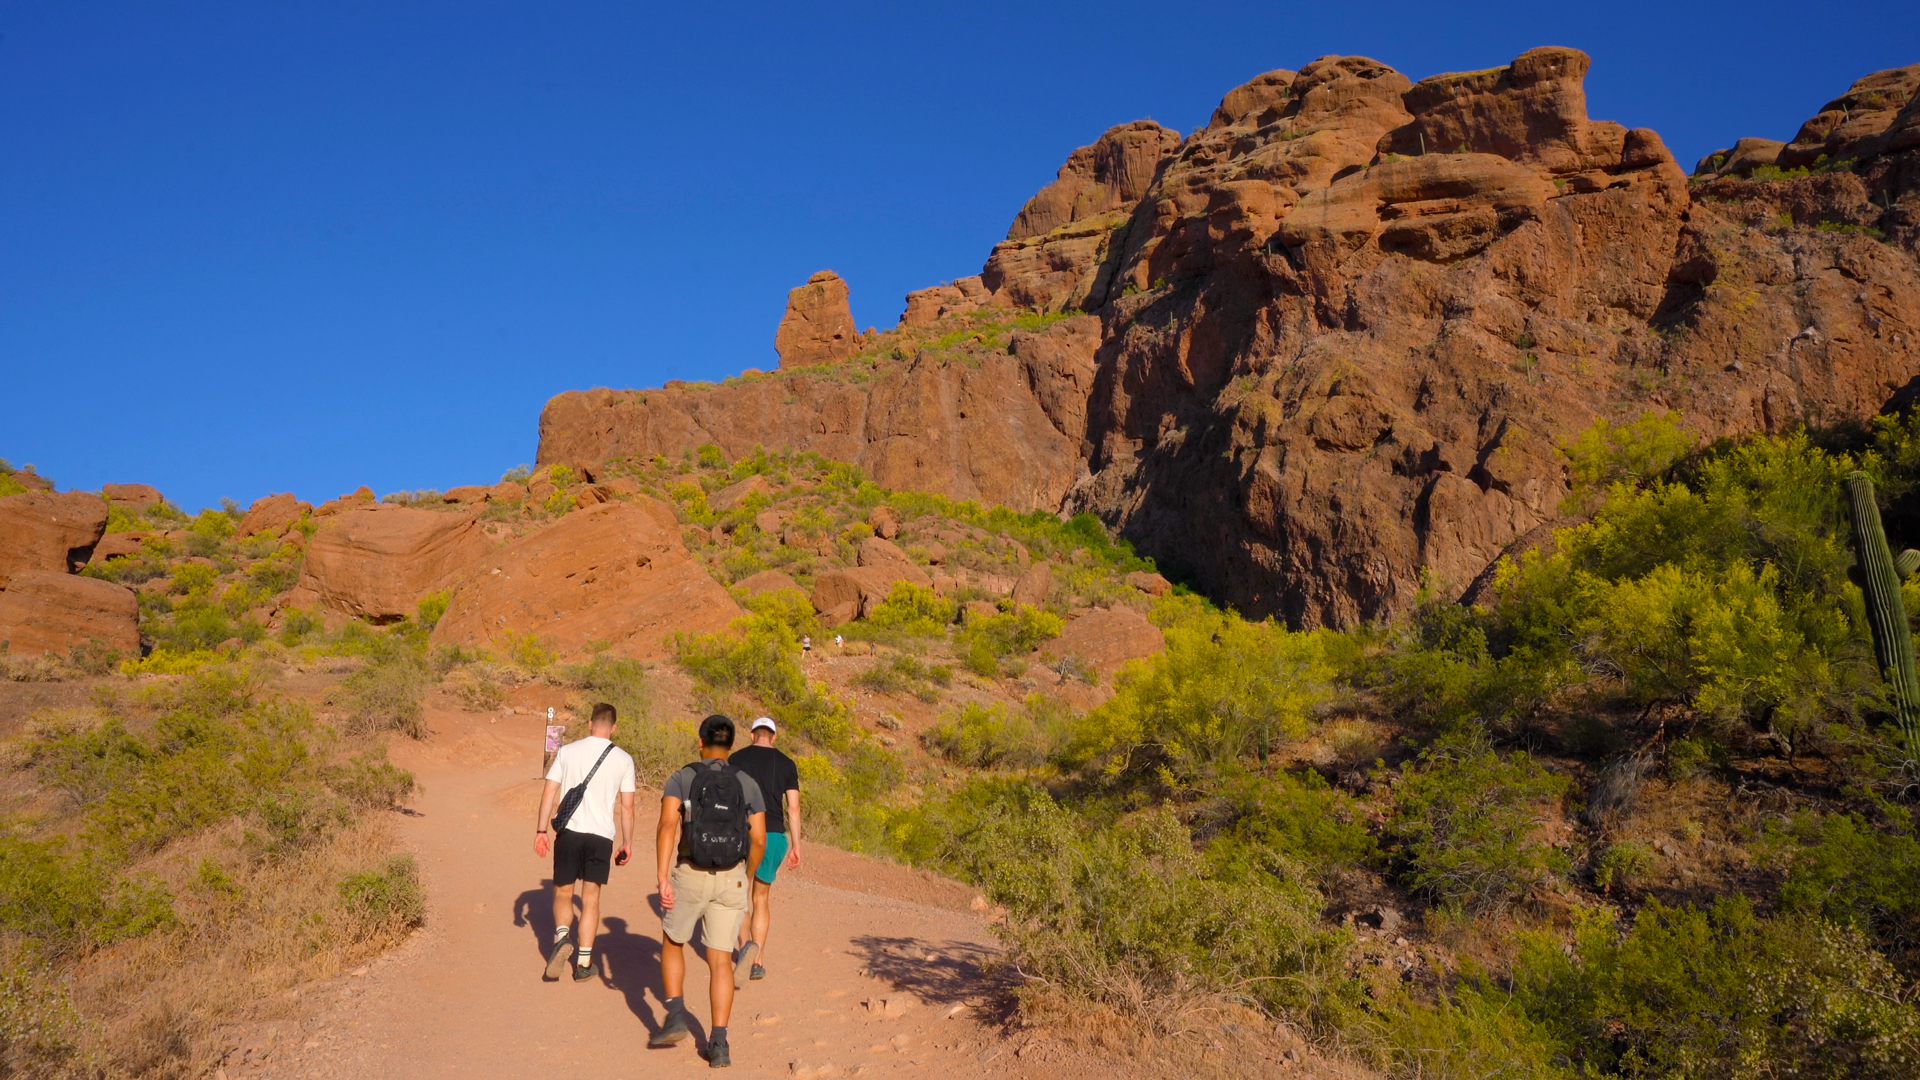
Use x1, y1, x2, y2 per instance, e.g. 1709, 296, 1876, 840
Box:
850, 936, 1016, 1024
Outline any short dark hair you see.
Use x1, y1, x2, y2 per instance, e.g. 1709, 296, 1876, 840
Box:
590, 703, 617, 727
699, 714, 735, 749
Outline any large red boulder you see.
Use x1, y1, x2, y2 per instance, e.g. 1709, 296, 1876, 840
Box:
1040, 606, 1165, 675
285, 505, 492, 621
0, 570, 140, 656
101, 483, 163, 508
237, 492, 312, 538
431, 498, 741, 661
0, 491, 110, 576
774, 271, 858, 368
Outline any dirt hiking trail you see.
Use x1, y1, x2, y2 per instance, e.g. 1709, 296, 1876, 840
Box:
221, 705, 1127, 1080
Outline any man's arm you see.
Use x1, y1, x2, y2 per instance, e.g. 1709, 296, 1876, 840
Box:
784, 788, 801, 868
655, 796, 681, 908
615, 791, 636, 863
533, 778, 561, 857
746, 812, 767, 882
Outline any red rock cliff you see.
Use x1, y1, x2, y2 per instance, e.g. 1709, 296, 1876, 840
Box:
540, 47, 1920, 627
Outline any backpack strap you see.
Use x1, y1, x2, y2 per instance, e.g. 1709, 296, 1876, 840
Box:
581, 742, 616, 785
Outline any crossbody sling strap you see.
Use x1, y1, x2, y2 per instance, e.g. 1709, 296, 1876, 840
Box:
550, 742, 617, 835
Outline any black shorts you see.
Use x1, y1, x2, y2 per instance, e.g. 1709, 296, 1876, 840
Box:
553, 829, 613, 886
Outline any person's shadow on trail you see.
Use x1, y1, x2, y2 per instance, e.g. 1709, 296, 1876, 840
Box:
509, 886, 686, 1042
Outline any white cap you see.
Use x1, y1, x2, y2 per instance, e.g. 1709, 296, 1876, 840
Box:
750, 717, 777, 734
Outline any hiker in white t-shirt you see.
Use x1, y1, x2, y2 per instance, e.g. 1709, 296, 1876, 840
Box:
532, 703, 637, 983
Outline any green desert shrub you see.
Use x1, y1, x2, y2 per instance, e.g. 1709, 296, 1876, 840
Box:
1769, 811, 1920, 969
674, 605, 851, 750
1518, 899, 1920, 1079
922, 701, 1045, 769
1059, 612, 1331, 785
853, 652, 951, 702
0, 832, 174, 955
861, 582, 956, 639
954, 603, 1064, 676
1216, 768, 1379, 880
1386, 739, 1571, 912
335, 642, 429, 738
337, 855, 426, 937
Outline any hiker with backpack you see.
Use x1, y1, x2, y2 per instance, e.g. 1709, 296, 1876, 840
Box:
532, 703, 637, 984
729, 717, 801, 983
649, 714, 767, 1068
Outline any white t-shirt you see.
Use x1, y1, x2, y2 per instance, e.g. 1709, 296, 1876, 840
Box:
545, 735, 637, 841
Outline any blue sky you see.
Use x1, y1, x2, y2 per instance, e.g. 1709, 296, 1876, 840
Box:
4, 1, 1916, 511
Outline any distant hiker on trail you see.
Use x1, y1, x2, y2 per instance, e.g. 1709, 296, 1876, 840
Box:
532, 703, 637, 984
729, 717, 801, 983
650, 714, 767, 1068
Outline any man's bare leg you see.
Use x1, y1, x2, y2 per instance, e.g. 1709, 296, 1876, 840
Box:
707, 946, 736, 1026
661, 938, 686, 1000
551, 881, 576, 938
577, 881, 602, 951
747, 879, 773, 965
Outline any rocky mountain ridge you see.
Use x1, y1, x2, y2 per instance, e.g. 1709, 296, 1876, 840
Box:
539, 47, 1920, 626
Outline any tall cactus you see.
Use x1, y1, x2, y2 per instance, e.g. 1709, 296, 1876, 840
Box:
1846, 471, 1920, 753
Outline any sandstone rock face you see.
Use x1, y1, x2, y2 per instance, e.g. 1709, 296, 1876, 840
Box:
982, 121, 1183, 312
539, 48, 1920, 627
734, 569, 804, 599
901, 276, 992, 327
775, 271, 858, 368
89, 533, 151, 565
1041, 605, 1165, 674
539, 314, 1098, 514
286, 506, 493, 621
812, 561, 932, 621
1011, 561, 1051, 608
432, 500, 741, 660
443, 485, 490, 504
710, 474, 773, 512
0, 491, 110, 576
0, 570, 140, 656
237, 493, 311, 538
101, 483, 163, 508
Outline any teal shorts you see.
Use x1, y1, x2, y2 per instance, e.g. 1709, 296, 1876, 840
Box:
757, 831, 789, 885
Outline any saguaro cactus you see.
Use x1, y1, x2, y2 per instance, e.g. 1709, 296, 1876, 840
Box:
1846, 472, 1920, 753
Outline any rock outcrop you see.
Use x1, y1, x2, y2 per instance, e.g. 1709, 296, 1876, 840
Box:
0, 491, 110, 576
1041, 605, 1165, 675
0, 570, 140, 656
285, 505, 493, 621
430, 499, 741, 660
101, 483, 163, 508
540, 49, 1920, 627
237, 493, 311, 538
775, 271, 858, 367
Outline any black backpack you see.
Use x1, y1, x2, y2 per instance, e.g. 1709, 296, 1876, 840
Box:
679, 761, 751, 869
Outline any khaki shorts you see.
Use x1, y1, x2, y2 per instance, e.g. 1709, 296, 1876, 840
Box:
661, 861, 749, 952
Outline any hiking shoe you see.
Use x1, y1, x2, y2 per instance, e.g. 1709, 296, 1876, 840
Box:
749, 963, 766, 981
734, 942, 759, 989
544, 930, 574, 980
648, 1009, 691, 1048
706, 1039, 731, 1068
571, 957, 595, 982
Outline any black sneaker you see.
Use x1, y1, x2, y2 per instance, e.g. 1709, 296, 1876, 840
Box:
572, 956, 595, 982
749, 963, 766, 981
648, 1009, 691, 1048
544, 930, 574, 980
706, 1039, 731, 1068
734, 942, 759, 989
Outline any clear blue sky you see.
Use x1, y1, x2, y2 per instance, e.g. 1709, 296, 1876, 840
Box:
4, 1, 1916, 511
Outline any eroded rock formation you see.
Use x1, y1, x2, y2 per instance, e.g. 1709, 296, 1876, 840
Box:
775, 270, 859, 367
286, 505, 494, 622
541, 48, 1920, 627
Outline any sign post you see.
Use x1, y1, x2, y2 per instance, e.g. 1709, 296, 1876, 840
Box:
543, 706, 563, 778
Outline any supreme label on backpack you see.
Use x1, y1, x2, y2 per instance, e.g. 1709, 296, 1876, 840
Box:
681, 763, 750, 870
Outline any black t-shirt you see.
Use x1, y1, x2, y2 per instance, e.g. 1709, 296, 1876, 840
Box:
729, 745, 799, 833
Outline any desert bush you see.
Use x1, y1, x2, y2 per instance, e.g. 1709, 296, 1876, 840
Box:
853, 652, 951, 702
1769, 811, 1920, 969
674, 606, 852, 749
1594, 840, 1655, 896
1517, 899, 1920, 1079
247, 551, 301, 594
923, 701, 1045, 769
949, 797, 1355, 1030
1215, 769, 1379, 881
0, 831, 175, 955
0, 947, 95, 1078
337, 854, 425, 939
859, 582, 956, 639
335, 642, 429, 738
1386, 739, 1571, 912
1059, 613, 1331, 785
953, 603, 1064, 676
323, 746, 417, 810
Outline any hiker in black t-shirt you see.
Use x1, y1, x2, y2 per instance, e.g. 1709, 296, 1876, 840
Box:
729, 717, 801, 983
